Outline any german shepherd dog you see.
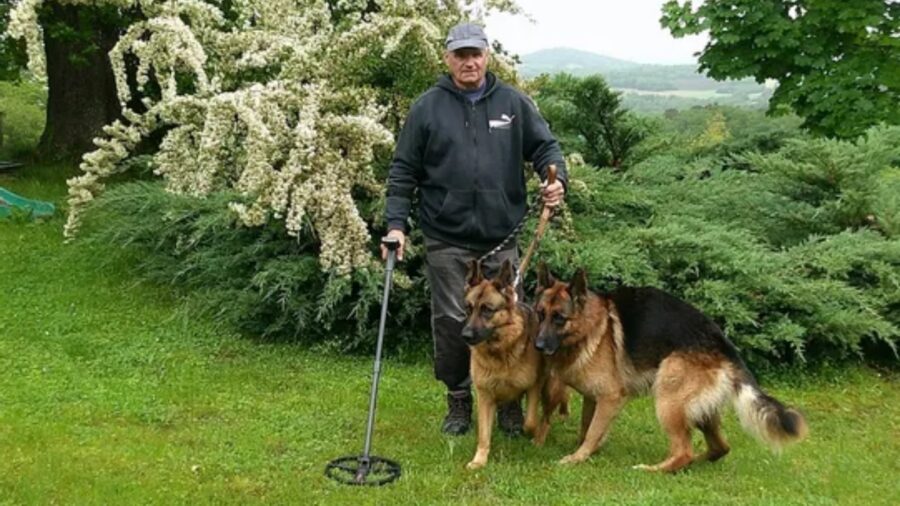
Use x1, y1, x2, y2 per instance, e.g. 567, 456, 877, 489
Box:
461, 259, 569, 470
533, 264, 808, 472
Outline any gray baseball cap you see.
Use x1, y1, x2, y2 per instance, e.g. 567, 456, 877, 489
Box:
445, 22, 489, 51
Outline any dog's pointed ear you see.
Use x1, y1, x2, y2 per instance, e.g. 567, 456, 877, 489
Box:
495, 259, 514, 288
570, 268, 589, 306
537, 262, 555, 292
466, 259, 484, 287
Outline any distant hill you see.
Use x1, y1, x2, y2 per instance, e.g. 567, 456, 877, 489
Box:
518, 47, 773, 113
519, 47, 640, 75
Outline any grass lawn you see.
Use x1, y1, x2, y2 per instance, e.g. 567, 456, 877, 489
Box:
1, 164, 899, 505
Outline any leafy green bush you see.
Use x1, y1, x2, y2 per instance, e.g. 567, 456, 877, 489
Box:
539, 126, 900, 367
533, 73, 652, 169
0, 80, 45, 158
656, 105, 804, 160
84, 126, 900, 369
741, 125, 900, 239
82, 181, 431, 355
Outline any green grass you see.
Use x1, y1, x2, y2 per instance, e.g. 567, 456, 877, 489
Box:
1, 164, 899, 505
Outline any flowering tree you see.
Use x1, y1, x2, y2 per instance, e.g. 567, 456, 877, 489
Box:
0, 2, 27, 80
7, 0, 521, 273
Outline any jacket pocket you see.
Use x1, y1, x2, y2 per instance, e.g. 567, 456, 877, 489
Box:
435, 190, 473, 230
478, 190, 515, 239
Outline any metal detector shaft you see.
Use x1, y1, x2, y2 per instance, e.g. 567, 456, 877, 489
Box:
361, 238, 399, 462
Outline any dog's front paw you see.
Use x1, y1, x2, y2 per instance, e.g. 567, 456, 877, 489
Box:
558, 452, 588, 465
466, 459, 486, 470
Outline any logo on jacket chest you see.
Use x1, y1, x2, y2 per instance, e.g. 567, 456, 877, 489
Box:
489, 114, 516, 131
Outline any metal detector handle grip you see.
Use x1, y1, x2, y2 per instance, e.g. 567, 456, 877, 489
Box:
381, 236, 400, 271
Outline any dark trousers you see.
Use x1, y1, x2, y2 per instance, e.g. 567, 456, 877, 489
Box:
424, 236, 522, 391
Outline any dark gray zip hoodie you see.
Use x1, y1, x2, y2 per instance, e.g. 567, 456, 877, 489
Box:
385, 72, 567, 251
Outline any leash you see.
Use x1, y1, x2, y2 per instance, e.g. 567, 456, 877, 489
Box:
476, 164, 558, 289
475, 198, 541, 265
514, 164, 557, 288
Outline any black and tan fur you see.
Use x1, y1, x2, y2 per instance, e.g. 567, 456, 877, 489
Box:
533, 263, 808, 472
462, 259, 569, 470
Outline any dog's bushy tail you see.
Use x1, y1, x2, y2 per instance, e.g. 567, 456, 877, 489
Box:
732, 368, 808, 450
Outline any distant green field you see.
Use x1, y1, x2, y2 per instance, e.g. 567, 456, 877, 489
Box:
519, 48, 775, 113
617, 88, 732, 99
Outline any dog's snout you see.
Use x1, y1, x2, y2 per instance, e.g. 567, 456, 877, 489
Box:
462, 324, 492, 345
535, 334, 558, 355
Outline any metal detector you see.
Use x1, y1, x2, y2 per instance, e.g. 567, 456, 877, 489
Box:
324, 237, 402, 486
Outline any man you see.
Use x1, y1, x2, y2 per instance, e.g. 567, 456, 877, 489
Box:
382, 22, 567, 436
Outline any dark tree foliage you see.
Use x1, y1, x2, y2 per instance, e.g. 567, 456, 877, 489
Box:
662, 0, 900, 139
534, 73, 650, 169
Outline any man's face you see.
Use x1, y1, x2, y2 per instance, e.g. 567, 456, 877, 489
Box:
444, 48, 489, 90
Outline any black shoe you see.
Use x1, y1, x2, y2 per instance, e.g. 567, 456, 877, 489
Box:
441, 391, 472, 435
498, 399, 524, 437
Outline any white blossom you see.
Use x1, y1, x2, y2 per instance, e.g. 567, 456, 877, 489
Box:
7, 0, 521, 273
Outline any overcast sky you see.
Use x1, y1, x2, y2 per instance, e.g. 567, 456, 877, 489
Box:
484, 0, 709, 65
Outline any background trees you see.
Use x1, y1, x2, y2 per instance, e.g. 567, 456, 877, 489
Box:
533, 73, 650, 169
662, 0, 900, 139
3, 1, 129, 158
0, 2, 26, 81
34, 3, 125, 158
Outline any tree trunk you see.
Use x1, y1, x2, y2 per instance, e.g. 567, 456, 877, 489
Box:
37, 4, 121, 160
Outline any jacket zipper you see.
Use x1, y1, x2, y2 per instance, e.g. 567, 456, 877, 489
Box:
470, 101, 479, 234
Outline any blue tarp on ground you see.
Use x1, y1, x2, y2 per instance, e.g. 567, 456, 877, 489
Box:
0, 187, 55, 218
